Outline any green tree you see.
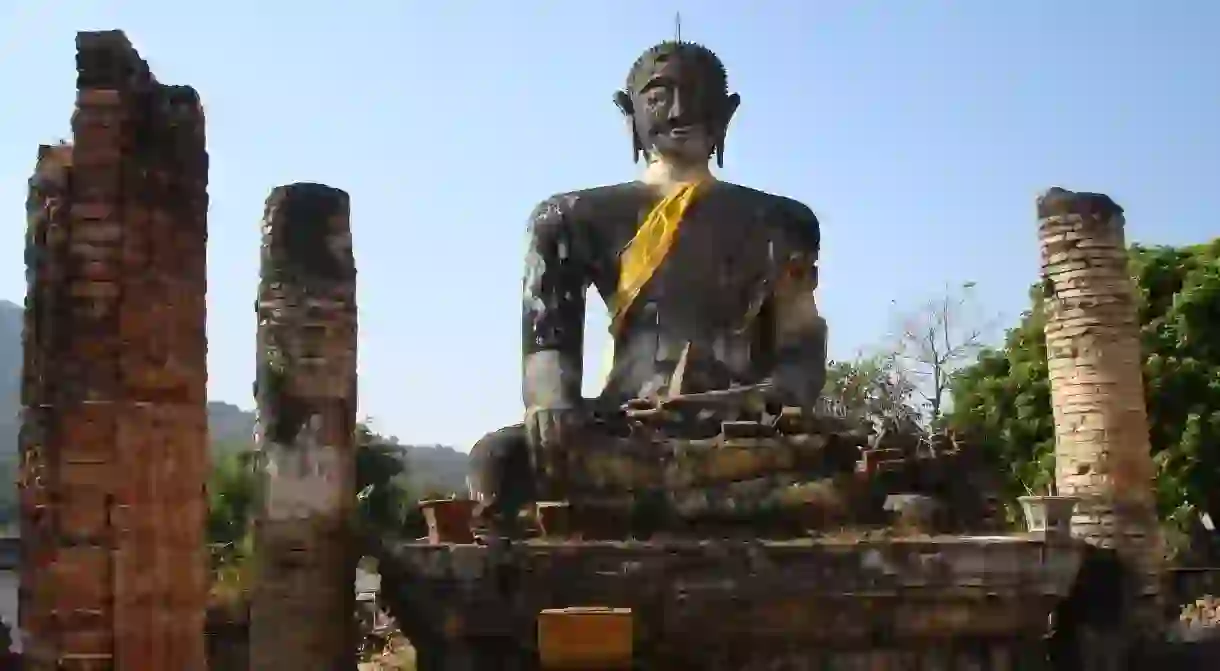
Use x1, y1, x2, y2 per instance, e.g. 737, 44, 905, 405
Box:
205, 422, 423, 556
355, 423, 420, 536
207, 449, 257, 564
823, 353, 921, 428
949, 239, 1220, 536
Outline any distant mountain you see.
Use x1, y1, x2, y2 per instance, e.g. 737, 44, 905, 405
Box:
397, 444, 471, 495
0, 298, 467, 492
0, 299, 257, 454
206, 400, 257, 447
1, 300, 20, 459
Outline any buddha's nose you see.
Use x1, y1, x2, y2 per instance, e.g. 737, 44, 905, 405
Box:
668, 91, 684, 120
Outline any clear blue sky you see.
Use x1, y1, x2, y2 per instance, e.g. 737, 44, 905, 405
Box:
2, 1, 1217, 448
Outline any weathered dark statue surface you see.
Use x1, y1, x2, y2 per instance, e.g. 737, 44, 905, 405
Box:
469, 41, 829, 536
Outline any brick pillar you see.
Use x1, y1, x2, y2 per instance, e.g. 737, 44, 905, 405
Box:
19, 30, 209, 670
250, 183, 358, 671
1037, 187, 1161, 624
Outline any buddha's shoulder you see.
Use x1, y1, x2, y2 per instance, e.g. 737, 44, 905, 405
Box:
527, 182, 648, 225
715, 183, 820, 250
715, 182, 817, 223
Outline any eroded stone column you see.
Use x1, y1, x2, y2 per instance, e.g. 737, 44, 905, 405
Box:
251, 183, 358, 671
20, 30, 209, 670
1038, 187, 1161, 623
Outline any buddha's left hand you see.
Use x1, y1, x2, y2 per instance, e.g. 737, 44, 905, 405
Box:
770, 362, 826, 409
770, 317, 829, 409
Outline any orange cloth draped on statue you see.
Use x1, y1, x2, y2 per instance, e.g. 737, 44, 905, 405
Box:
609, 181, 705, 334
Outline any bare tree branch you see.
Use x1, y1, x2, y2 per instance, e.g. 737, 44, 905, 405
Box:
890, 282, 993, 427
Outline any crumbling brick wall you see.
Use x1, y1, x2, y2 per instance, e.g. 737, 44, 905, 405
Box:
249, 183, 358, 671
20, 30, 209, 670
1038, 187, 1162, 629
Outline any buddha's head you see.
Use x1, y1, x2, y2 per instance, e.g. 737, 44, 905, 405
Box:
615, 41, 740, 168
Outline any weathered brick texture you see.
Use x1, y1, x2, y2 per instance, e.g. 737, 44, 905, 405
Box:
380, 537, 1083, 669
19, 30, 209, 671
1037, 187, 1162, 622
250, 183, 358, 671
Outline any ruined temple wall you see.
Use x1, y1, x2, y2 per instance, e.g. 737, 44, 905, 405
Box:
20, 30, 208, 670
1037, 188, 1161, 621
250, 183, 357, 671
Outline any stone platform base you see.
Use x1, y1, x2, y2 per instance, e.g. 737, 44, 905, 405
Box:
376, 535, 1086, 670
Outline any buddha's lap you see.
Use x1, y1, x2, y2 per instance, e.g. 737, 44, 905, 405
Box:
565, 432, 848, 500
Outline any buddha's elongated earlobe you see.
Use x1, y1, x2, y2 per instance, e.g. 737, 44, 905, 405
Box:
613, 90, 642, 164
716, 93, 741, 168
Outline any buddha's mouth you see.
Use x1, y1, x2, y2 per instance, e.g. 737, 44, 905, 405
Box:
665, 125, 704, 139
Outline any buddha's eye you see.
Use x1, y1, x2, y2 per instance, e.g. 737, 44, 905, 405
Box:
645, 87, 670, 107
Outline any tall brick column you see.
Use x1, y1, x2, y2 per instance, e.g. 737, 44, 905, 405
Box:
250, 183, 358, 671
20, 31, 209, 670
1037, 187, 1161, 624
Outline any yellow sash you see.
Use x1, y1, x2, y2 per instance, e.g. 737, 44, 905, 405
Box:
609, 181, 705, 333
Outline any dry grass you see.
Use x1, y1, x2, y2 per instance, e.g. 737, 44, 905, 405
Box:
359, 631, 416, 670
208, 561, 251, 616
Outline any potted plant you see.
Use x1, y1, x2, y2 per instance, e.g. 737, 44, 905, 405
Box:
1017, 481, 1078, 539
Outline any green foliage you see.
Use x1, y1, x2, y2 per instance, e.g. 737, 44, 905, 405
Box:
204, 422, 425, 609
823, 354, 921, 427
204, 422, 426, 557
206, 450, 257, 566
949, 239, 1220, 534
355, 424, 423, 537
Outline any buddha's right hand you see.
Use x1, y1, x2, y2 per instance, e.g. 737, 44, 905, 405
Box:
524, 405, 585, 496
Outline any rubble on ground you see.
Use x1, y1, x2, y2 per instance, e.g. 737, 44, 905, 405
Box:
1175, 595, 1220, 641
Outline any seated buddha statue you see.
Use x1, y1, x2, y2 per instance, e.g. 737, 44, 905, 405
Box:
468, 39, 829, 538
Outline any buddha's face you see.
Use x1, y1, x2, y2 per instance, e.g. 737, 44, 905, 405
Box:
625, 48, 737, 166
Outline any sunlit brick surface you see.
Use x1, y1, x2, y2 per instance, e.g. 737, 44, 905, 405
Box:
1038, 187, 1162, 623
19, 30, 209, 670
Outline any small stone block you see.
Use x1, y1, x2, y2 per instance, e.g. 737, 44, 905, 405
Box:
536, 500, 572, 538
721, 420, 776, 439
537, 607, 633, 670
419, 499, 476, 544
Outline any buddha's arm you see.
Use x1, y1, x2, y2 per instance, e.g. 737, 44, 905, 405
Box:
771, 201, 828, 401
521, 197, 587, 410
